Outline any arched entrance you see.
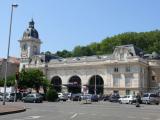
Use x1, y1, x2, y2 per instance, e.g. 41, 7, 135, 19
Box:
51, 76, 62, 92
88, 75, 104, 94
68, 76, 81, 93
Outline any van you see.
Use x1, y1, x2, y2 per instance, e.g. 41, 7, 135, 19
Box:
141, 93, 159, 105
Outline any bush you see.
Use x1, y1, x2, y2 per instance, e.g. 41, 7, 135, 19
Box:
46, 88, 58, 102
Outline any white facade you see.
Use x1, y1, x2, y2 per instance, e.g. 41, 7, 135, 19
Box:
24, 45, 149, 96
19, 19, 41, 71
19, 20, 160, 96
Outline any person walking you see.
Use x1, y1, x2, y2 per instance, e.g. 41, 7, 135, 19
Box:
136, 93, 141, 107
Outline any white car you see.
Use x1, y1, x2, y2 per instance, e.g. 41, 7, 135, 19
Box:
58, 93, 68, 101
119, 95, 136, 104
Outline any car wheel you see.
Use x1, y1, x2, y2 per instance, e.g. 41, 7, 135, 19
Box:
156, 102, 159, 105
119, 101, 122, 104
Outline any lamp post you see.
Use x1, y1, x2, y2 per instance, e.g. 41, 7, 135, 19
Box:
3, 4, 18, 105
94, 75, 97, 95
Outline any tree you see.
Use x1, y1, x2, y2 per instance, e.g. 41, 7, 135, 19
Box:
0, 75, 16, 87
18, 68, 47, 93
46, 85, 58, 102
56, 50, 72, 58
42, 78, 49, 94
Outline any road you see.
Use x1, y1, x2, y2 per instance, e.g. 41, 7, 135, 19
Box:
0, 101, 160, 120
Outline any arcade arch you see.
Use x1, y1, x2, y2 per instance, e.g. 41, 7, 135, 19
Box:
51, 76, 62, 92
68, 75, 81, 93
88, 75, 104, 94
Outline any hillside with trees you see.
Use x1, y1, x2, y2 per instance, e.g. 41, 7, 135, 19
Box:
55, 30, 160, 58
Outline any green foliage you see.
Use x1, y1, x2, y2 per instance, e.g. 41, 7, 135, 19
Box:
56, 50, 72, 58
6, 75, 16, 86
46, 86, 58, 102
0, 75, 16, 87
42, 78, 49, 94
72, 45, 94, 57
0, 78, 3, 86
53, 30, 160, 58
18, 68, 46, 93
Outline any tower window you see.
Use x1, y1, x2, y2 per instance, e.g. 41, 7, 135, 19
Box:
114, 67, 118, 72
22, 44, 28, 51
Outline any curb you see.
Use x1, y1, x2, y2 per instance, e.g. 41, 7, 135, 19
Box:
0, 107, 26, 115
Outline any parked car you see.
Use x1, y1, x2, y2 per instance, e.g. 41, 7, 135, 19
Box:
10, 93, 24, 101
91, 95, 99, 102
39, 93, 47, 101
71, 93, 82, 101
141, 93, 159, 105
119, 95, 137, 104
109, 94, 120, 102
58, 93, 68, 101
3, 93, 15, 102
103, 95, 110, 101
0, 92, 3, 101
22, 93, 43, 103
81, 94, 92, 104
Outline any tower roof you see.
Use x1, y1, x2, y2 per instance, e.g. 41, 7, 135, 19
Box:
23, 19, 39, 39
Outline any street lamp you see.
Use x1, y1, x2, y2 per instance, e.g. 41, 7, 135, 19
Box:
3, 4, 18, 105
94, 75, 97, 95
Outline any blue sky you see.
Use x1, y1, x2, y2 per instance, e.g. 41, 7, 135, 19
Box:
0, 0, 160, 58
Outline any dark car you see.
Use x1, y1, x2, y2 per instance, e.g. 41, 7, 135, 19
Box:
103, 95, 110, 101
10, 93, 24, 101
91, 95, 99, 102
22, 93, 43, 103
71, 93, 82, 101
39, 93, 47, 101
109, 94, 120, 102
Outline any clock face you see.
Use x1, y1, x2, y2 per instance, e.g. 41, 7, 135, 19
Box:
21, 51, 28, 58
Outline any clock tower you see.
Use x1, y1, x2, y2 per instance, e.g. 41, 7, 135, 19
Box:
19, 19, 42, 70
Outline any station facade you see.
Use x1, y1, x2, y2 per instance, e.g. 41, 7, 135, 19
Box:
19, 20, 160, 96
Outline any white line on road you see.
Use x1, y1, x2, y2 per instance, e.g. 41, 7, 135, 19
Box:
13, 119, 24, 120
13, 116, 41, 120
70, 113, 78, 119
142, 117, 150, 120
26, 116, 41, 119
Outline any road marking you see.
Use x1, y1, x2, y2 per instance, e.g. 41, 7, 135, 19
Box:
13, 116, 41, 120
13, 119, 24, 120
142, 118, 150, 120
70, 113, 78, 119
26, 116, 41, 119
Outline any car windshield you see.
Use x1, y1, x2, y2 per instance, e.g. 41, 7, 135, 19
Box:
143, 94, 149, 97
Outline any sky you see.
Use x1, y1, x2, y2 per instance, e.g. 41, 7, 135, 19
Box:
0, 0, 160, 58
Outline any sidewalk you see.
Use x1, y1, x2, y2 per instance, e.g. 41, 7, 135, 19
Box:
0, 102, 26, 115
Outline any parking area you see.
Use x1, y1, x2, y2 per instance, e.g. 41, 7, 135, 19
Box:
0, 101, 160, 120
